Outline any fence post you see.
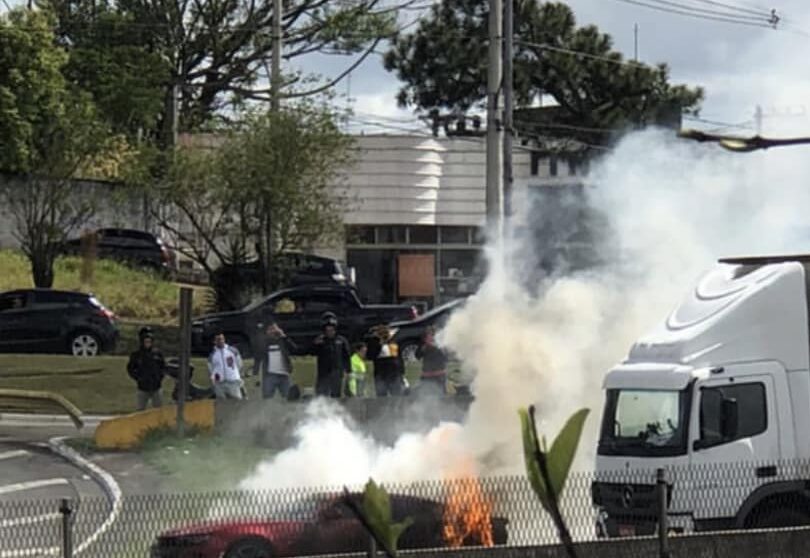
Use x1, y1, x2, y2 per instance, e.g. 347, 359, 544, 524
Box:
59, 498, 73, 558
656, 468, 669, 558
177, 287, 193, 436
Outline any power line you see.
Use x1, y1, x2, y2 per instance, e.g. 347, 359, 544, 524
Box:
515, 40, 641, 67
642, 0, 771, 21
607, 0, 776, 28
689, 0, 772, 17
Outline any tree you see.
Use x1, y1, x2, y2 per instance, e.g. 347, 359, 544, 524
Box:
383, 0, 704, 145
146, 103, 351, 307
45, 0, 405, 144
0, 9, 107, 288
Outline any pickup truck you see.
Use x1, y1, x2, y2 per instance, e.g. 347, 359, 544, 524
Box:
191, 285, 417, 356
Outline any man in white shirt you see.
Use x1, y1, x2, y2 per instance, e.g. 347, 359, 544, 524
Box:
208, 332, 244, 399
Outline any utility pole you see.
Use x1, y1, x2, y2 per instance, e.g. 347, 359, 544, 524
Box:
755, 104, 763, 135
502, 0, 514, 219
486, 0, 504, 236
633, 23, 639, 61
271, 0, 283, 111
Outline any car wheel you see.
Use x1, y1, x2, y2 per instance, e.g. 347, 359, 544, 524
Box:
70, 332, 101, 357
401, 342, 419, 364
224, 538, 275, 558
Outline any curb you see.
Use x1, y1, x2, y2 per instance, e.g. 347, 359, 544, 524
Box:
47, 436, 122, 556
1, 413, 114, 424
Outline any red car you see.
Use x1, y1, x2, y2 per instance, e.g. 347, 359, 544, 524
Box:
151, 493, 508, 558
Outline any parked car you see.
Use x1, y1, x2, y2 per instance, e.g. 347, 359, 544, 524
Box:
210, 253, 351, 311
151, 492, 508, 558
0, 289, 119, 356
62, 228, 175, 274
191, 285, 418, 356
386, 298, 467, 363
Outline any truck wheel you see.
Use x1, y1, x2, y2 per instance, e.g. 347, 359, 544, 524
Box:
750, 506, 810, 528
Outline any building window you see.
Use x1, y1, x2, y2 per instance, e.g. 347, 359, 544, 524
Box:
567, 158, 577, 176
549, 154, 558, 177
346, 226, 375, 244
409, 226, 438, 244
376, 226, 407, 244
530, 152, 540, 176
440, 226, 469, 244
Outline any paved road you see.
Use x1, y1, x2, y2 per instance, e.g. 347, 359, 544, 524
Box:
0, 440, 110, 558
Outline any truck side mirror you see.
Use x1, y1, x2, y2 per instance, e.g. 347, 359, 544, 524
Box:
720, 398, 739, 440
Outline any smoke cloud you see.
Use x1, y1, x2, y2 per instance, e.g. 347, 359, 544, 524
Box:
241, 17, 810, 489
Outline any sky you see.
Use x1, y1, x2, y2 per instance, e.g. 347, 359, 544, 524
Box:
291, 0, 810, 136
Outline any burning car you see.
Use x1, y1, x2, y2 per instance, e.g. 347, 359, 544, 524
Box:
151, 491, 508, 558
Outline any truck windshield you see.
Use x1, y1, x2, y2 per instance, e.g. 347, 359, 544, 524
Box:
599, 388, 690, 457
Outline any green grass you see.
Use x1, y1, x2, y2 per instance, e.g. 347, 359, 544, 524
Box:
0, 249, 210, 324
0, 353, 423, 414
139, 428, 275, 491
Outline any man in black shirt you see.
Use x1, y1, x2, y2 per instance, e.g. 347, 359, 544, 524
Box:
127, 328, 167, 410
310, 313, 350, 398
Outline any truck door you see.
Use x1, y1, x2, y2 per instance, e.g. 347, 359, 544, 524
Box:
688, 373, 779, 527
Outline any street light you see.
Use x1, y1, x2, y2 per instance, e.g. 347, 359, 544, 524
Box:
678, 129, 810, 152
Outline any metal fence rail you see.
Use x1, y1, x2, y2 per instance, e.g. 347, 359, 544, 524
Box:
4, 460, 810, 558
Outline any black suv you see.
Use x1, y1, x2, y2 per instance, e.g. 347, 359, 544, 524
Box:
0, 290, 119, 356
62, 228, 175, 273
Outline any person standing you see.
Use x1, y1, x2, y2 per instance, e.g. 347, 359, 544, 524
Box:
127, 328, 166, 411
257, 322, 298, 399
347, 342, 368, 397
416, 326, 449, 396
310, 313, 350, 398
368, 325, 404, 397
208, 332, 244, 400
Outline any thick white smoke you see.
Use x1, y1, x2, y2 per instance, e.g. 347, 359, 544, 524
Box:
242, 16, 810, 490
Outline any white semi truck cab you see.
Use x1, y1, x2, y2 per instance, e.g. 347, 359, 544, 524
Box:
592, 255, 810, 537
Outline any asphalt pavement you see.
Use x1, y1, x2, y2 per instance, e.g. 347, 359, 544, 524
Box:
0, 439, 110, 558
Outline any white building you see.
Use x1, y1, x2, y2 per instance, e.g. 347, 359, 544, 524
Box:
339, 134, 589, 305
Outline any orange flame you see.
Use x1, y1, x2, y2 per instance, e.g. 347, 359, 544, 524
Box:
442, 474, 495, 548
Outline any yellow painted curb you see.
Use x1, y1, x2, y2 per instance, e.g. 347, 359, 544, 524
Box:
94, 400, 215, 450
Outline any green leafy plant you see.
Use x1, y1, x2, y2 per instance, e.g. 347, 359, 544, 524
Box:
519, 405, 589, 558
343, 479, 414, 558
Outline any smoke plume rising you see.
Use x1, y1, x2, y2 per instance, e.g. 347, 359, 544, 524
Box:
242, 17, 810, 488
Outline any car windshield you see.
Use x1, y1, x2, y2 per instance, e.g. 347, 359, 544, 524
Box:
599, 388, 690, 457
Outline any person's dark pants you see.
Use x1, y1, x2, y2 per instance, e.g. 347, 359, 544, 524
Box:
262, 373, 290, 399
419, 375, 447, 396
316, 372, 343, 398
375, 373, 403, 397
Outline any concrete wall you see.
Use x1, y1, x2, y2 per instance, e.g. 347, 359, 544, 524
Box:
215, 395, 474, 449
328, 528, 810, 558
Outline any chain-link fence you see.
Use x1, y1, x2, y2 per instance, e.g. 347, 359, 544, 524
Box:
5, 461, 810, 558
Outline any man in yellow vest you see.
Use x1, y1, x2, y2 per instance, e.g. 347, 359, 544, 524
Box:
347, 342, 368, 397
